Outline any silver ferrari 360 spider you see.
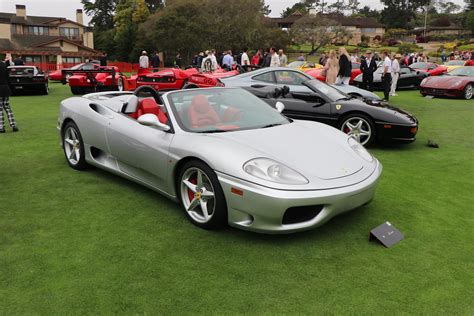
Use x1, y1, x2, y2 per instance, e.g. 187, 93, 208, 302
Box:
58, 86, 382, 233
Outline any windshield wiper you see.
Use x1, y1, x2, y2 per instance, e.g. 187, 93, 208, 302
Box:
261, 123, 283, 129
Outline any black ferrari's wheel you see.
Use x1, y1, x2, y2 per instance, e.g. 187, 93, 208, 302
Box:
340, 113, 375, 146
41, 83, 49, 95
62, 121, 87, 170
178, 160, 227, 230
70, 86, 84, 95
464, 84, 472, 100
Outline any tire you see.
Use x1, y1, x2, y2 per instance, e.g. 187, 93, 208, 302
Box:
464, 84, 472, 100
339, 113, 376, 147
62, 121, 87, 170
178, 160, 227, 230
70, 86, 84, 95
41, 83, 49, 95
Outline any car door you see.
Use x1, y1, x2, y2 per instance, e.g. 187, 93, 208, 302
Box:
249, 71, 277, 89
398, 67, 413, 88
105, 112, 174, 193
278, 92, 334, 126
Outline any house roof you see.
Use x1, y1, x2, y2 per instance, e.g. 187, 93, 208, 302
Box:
270, 12, 385, 29
0, 35, 100, 56
0, 12, 84, 27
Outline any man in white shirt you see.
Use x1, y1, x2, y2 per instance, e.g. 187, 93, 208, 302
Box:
241, 48, 250, 67
382, 51, 392, 101
201, 50, 216, 72
139, 51, 149, 69
390, 53, 401, 97
278, 49, 288, 67
270, 47, 280, 67
210, 49, 218, 70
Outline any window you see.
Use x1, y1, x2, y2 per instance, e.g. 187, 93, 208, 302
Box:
27, 26, 49, 35
253, 72, 275, 83
63, 57, 82, 64
24, 56, 42, 63
275, 71, 308, 85
59, 27, 80, 39
11, 24, 20, 34
361, 28, 376, 34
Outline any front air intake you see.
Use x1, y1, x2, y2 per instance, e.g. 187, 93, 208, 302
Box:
282, 205, 324, 225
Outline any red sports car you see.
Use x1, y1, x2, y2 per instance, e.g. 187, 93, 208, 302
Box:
410, 62, 446, 76
185, 69, 239, 88
305, 62, 361, 84
64, 65, 126, 95
50, 60, 101, 81
420, 66, 473, 100
126, 67, 198, 92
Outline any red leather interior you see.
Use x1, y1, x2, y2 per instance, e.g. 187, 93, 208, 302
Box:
188, 95, 221, 128
129, 98, 168, 124
223, 107, 243, 123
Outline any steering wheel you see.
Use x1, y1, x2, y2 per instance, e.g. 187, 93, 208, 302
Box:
134, 85, 163, 104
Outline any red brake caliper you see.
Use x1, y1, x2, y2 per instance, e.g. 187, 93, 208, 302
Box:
188, 177, 197, 201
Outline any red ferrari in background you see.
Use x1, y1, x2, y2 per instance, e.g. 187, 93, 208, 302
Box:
64, 65, 125, 95
409, 62, 446, 76
305, 62, 361, 84
184, 69, 239, 88
126, 67, 198, 91
420, 66, 473, 100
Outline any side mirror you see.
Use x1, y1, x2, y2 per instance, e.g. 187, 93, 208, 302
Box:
138, 113, 170, 132
275, 101, 285, 113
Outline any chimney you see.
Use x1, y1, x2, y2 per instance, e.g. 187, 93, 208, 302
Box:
16, 4, 26, 18
76, 9, 83, 25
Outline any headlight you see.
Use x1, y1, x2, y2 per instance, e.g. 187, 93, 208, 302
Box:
243, 158, 309, 185
348, 137, 373, 162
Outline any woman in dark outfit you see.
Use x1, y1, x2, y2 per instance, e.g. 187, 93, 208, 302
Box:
336, 47, 352, 85
0, 59, 18, 133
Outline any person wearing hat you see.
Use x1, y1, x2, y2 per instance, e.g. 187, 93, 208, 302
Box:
139, 51, 149, 69
360, 50, 377, 91
0, 58, 18, 133
390, 53, 401, 97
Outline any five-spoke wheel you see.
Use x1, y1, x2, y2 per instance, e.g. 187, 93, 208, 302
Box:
178, 161, 227, 229
62, 121, 86, 170
464, 84, 472, 100
340, 114, 375, 146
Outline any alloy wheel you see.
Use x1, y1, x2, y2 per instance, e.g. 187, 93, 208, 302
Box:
465, 84, 472, 100
180, 167, 216, 224
63, 126, 81, 166
341, 117, 372, 146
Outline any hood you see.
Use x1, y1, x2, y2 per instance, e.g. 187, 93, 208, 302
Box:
214, 121, 363, 181
172, 121, 378, 190
422, 75, 468, 88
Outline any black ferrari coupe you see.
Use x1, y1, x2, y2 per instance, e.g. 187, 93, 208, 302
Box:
8, 66, 49, 95
246, 79, 418, 146
353, 65, 428, 90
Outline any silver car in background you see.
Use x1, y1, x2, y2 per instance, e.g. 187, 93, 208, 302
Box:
58, 86, 382, 234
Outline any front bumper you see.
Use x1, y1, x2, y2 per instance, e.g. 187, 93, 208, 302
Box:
217, 160, 382, 234
420, 87, 463, 98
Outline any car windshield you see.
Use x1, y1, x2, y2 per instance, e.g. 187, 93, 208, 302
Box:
446, 67, 474, 77
288, 61, 305, 68
166, 88, 290, 133
8, 67, 35, 76
303, 79, 347, 101
410, 62, 429, 69
71, 63, 84, 70
447, 60, 464, 66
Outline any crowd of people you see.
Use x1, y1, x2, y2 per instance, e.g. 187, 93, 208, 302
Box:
188, 48, 289, 71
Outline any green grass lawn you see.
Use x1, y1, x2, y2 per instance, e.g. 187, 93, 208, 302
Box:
0, 83, 473, 314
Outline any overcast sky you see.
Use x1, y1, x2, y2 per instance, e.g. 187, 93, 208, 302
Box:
0, 0, 467, 22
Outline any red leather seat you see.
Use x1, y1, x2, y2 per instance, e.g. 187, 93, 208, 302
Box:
130, 98, 168, 124
188, 95, 220, 128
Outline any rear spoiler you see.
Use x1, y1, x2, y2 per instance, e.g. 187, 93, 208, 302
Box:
61, 68, 116, 85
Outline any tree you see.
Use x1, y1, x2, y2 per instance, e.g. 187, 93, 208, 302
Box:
380, 0, 431, 28
347, 0, 361, 15
281, 1, 310, 17
290, 14, 351, 53
145, 0, 164, 12
81, 0, 116, 30
435, 0, 461, 14
466, 10, 474, 33
465, 0, 474, 11
357, 6, 381, 19
328, 0, 345, 14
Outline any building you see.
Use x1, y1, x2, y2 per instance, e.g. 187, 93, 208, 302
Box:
271, 12, 386, 46
0, 4, 100, 69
